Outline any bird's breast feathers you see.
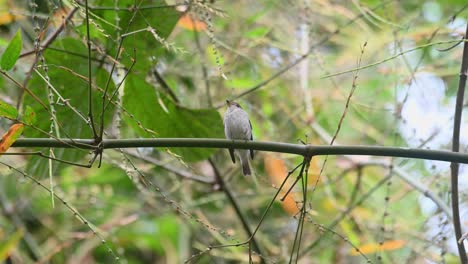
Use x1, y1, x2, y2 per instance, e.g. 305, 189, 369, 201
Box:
224, 109, 251, 140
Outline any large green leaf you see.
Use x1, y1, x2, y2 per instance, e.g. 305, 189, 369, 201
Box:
91, 0, 180, 74
22, 105, 36, 125
23, 38, 116, 176
0, 30, 22, 71
122, 76, 223, 162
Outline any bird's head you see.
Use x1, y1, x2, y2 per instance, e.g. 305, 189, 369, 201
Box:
226, 100, 242, 109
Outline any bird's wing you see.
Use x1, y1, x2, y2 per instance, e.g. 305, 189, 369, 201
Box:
249, 120, 254, 160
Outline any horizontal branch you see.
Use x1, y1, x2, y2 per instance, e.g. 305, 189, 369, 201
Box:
11, 138, 468, 164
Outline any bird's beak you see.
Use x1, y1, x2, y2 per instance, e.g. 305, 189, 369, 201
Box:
226, 100, 231, 106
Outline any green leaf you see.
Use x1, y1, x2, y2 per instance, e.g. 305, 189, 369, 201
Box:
92, 0, 180, 74
117, 214, 184, 255
23, 38, 116, 176
23, 105, 36, 125
122, 76, 224, 162
0, 30, 22, 71
61, 164, 131, 190
0, 229, 24, 261
245, 27, 270, 39
0, 100, 17, 119
225, 77, 257, 89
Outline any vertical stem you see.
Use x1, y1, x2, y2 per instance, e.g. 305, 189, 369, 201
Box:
84, 0, 98, 138
450, 23, 468, 264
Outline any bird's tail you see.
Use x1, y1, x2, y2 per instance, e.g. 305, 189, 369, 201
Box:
240, 152, 251, 176
240, 151, 258, 186
242, 162, 251, 176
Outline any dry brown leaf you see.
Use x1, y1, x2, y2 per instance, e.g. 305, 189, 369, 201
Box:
0, 123, 24, 154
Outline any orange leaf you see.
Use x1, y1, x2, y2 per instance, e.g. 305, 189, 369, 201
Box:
351, 240, 406, 255
0, 3, 25, 26
281, 194, 300, 216
264, 154, 288, 186
0, 124, 24, 154
0, 0, 26, 26
264, 154, 299, 215
0, 13, 15, 26
177, 14, 206, 31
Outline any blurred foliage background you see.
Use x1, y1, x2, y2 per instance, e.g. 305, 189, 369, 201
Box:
0, 0, 467, 263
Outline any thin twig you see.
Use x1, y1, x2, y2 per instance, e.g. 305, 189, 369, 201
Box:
306, 42, 367, 209
311, 123, 453, 218
84, 0, 98, 138
120, 153, 244, 257
215, 0, 394, 108
450, 22, 468, 264
122, 149, 213, 184
208, 159, 264, 263
0, 161, 121, 262
289, 158, 311, 263
2, 70, 49, 111
100, 1, 140, 140
33, 69, 90, 124
321, 39, 468, 79
19, 7, 79, 59
300, 173, 392, 256
3, 151, 92, 167
152, 69, 180, 103
208, 160, 305, 250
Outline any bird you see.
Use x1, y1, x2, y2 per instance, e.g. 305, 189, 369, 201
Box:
223, 100, 254, 176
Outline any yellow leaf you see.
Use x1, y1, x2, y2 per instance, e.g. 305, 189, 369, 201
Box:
351, 239, 406, 255
321, 198, 336, 212
307, 156, 320, 186
0, 123, 24, 154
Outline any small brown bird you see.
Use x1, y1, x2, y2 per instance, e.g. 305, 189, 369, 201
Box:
223, 100, 254, 175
